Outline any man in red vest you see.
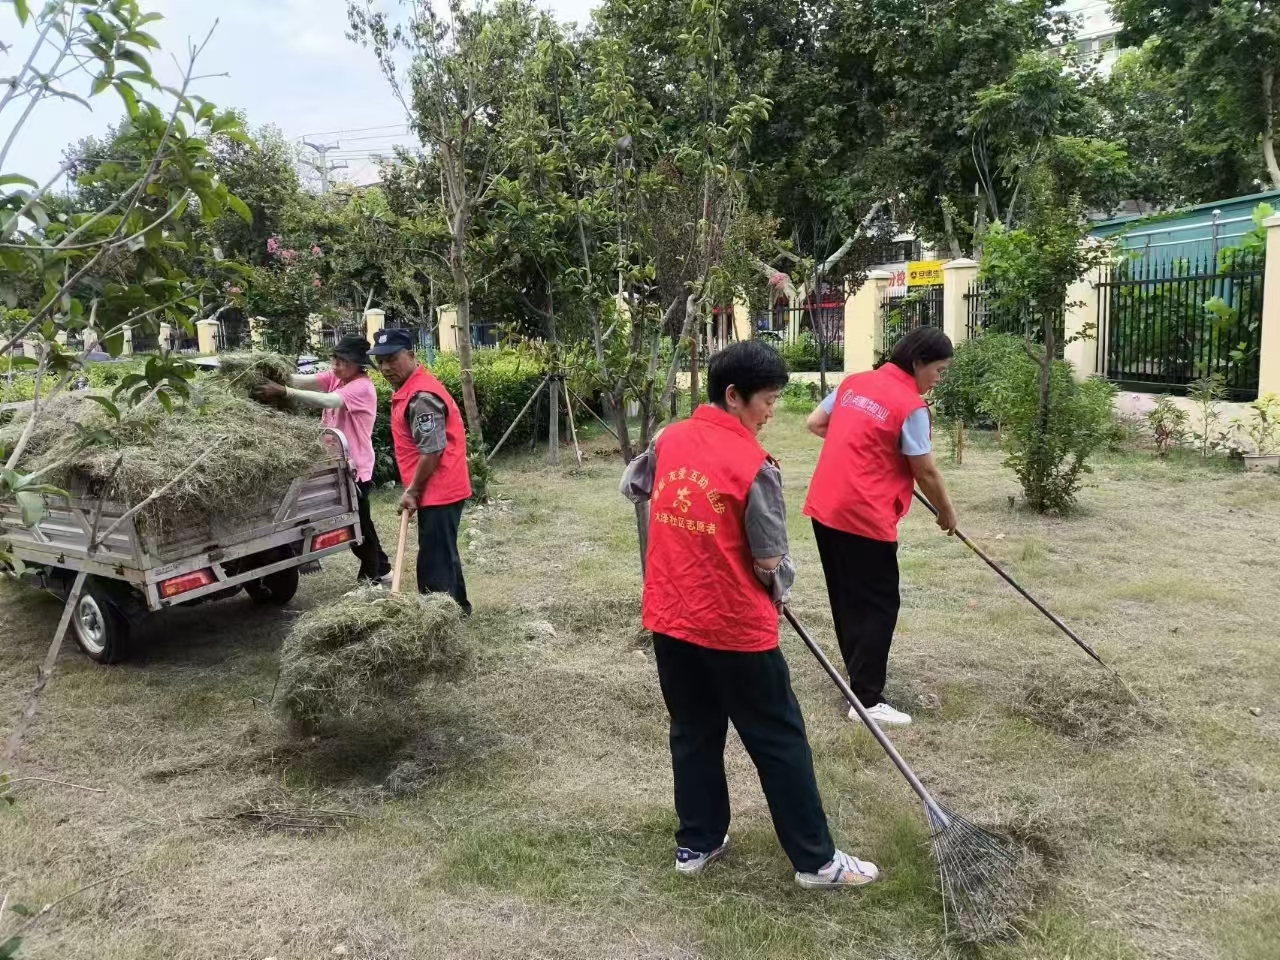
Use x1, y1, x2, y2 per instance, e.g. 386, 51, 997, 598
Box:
622, 340, 878, 890
804, 327, 958, 727
370, 328, 473, 615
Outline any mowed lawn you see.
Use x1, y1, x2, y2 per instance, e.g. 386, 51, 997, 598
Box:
2, 410, 1279, 960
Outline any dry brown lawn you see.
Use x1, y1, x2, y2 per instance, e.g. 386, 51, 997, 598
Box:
2, 411, 1279, 960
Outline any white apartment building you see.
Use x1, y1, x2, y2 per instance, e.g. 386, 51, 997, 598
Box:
1059, 0, 1125, 75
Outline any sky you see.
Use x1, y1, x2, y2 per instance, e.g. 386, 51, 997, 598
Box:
3, 0, 600, 189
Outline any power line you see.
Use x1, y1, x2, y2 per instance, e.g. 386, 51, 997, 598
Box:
297, 122, 410, 139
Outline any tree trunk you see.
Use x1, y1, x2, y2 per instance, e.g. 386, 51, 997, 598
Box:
941, 201, 964, 259
1263, 67, 1280, 190
548, 377, 560, 466
614, 390, 634, 462
1032, 318, 1055, 513
453, 292, 484, 446
660, 293, 701, 416
689, 335, 700, 410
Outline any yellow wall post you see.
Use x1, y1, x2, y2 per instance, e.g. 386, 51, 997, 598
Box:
941, 258, 979, 345
196, 319, 219, 355
843, 270, 891, 374
437, 305, 460, 352
364, 308, 385, 345
1259, 214, 1280, 396
1064, 270, 1102, 380
732, 299, 752, 342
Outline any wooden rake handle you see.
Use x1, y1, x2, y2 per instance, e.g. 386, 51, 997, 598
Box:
391, 509, 410, 594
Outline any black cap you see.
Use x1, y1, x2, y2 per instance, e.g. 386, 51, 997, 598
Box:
368, 327, 415, 356
332, 334, 372, 367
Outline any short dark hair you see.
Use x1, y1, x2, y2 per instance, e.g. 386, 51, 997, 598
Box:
887, 327, 954, 374
707, 339, 790, 406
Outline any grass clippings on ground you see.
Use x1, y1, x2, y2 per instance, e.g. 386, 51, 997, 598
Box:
1012, 667, 1155, 747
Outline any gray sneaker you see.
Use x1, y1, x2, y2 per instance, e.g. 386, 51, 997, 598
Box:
675, 835, 730, 875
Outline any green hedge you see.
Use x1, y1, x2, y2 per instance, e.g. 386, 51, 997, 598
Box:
371, 350, 558, 484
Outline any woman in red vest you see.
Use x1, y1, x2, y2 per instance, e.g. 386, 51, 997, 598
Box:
622, 340, 878, 890
804, 327, 958, 727
369, 328, 473, 615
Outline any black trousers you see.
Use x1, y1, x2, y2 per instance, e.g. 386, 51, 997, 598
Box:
353, 481, 392, 583
416, 499, 471, 615
652, 633, 835, 874
812, 519, 900, 708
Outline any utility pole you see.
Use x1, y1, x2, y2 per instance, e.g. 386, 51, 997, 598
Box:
300, 140, 348, 194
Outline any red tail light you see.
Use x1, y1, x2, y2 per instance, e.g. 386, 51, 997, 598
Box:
313, 527, 354, 551
160, 568, 216, 598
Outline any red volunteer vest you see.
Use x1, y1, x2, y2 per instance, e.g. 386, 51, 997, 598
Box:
803, 363, 927, 543
642, 405, 779, 653
390, 365, 473, 507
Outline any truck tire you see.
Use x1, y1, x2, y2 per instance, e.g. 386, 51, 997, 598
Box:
245, 567, 300, 606
72, 579, 131, 664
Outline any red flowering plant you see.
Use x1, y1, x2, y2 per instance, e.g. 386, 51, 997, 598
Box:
244, 238, 337, 353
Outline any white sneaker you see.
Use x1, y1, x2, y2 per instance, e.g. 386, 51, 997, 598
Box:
675, 835, 730, 875
852, 702, 913, 726
795, 849, 879, 889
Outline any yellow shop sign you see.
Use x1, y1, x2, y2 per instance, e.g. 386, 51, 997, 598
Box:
907, 260, 945, 287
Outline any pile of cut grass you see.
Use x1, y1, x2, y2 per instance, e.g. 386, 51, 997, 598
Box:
208, 351, 295, 410
1013, 667, 1150, 746
277, 589, 471, 729
0, 353, 326, 537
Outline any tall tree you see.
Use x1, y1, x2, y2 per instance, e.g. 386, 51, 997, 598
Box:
1111, 0, 1278, 191
348, 0, 552, 445
1098, 47, 1262, 208
837, 0, 1065, 254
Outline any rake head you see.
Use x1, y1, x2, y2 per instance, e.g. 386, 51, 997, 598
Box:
926, 803, 1041, 943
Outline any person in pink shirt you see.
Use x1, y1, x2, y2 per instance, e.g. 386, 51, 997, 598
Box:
256, 335, 391, 585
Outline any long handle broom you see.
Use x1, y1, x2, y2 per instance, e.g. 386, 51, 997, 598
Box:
783, 606, 1031, 942
912, 490, 1148, 711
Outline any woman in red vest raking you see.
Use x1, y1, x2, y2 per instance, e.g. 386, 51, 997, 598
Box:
369, 328, 473, 615
804, 327, 959, 728
621, 340, 878, 890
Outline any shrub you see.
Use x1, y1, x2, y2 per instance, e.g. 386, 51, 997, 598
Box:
1144, 396, 1189, 458
1, 307, 32, 337
1242, 393, 1280, 455
1187, 373, 1229, 459
778, 379, 821, 413
932, 333, 1026, 425
773, 332, 843, 373
981, 354, 1116, 513
371, 350, 551, 488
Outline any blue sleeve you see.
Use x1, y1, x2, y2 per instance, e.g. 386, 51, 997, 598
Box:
900, 408, 932, 456
820, 390, 837, 414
